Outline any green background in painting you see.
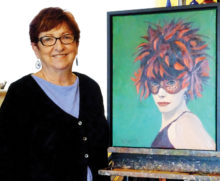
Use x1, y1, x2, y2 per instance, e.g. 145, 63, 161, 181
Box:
112, 9, 216, 148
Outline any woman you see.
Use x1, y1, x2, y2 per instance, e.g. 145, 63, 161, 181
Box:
0, 7, 109, 181
132, 19, 215, 150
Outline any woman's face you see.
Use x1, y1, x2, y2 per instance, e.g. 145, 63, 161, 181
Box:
32, 23, 78, 73
151, 80, 186, 113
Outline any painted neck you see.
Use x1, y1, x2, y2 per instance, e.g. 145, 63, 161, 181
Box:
161, 100, 189, 129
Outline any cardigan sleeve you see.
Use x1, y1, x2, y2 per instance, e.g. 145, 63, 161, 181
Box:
0, 84, 18, 179
0, 82, 29, 180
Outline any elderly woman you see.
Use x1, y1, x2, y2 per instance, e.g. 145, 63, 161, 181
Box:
0, 7, 109, 181
132, 20, 215, 150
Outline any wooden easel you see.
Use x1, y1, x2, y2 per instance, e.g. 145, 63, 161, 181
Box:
99, 147, 220, 181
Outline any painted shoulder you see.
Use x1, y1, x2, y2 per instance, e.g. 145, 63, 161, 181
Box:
170, 112, 215, 150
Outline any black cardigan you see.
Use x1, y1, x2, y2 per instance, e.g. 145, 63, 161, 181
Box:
0, 72, 109, 181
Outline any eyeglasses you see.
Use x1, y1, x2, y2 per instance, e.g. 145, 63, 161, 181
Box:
149, 79, 182, 94
38, 34, 75, 46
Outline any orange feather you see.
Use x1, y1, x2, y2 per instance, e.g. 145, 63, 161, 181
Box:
192, 44, 207, 50
136, 82, 141, 94
159, 64, 165, 77
136, 43, 147, 49
195, 86, 202, 97
201, 72, 209, 77
131, 77, 136, 82
164, 23, 182, 41
178, 28, 190, 39
154, 62, 159, 75
153, 38, 159, 50
195, 56, 206, 65
165, 56, 169, 66
174, 62, 185, 70
134, 52, 150, 62
144, 81, 150, 98
182, 78, 189, 89
147, 65, 155, 79
183, 57, 190, 69
175, 41, 188, 53
177, 71, 187, 79
190, 40, 197, 47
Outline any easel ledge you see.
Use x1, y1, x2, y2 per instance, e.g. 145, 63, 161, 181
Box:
99, 168, 220, 181
107, 147, 220, 157
99, 147, 220, 180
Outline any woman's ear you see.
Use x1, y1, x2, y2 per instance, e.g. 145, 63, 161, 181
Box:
31, 43, 40, 59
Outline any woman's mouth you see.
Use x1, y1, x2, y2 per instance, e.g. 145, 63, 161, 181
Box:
157, 102, 170, 106
52, 54, 68, 58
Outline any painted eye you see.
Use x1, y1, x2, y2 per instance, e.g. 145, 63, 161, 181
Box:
166, 80, 176, 86
150, 81, 159, 86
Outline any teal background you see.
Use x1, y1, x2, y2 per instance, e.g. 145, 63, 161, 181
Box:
112, 9, 216, 148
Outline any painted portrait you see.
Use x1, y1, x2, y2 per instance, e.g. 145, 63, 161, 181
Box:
111, 7, 216, 150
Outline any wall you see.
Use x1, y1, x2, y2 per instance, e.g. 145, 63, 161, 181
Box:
156, 0, 217, 6
0, 0, 155, 115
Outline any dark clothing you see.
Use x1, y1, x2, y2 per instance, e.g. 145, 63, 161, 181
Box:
0, 73, 109, 181
151, 111, 189, 149
151, 124, 174, 149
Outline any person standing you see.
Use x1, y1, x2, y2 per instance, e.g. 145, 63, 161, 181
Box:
0, 7, 109, 181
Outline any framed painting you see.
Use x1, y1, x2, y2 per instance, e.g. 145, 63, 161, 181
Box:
107, 3, 220, 151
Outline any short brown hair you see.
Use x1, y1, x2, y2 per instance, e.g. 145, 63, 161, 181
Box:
29, 7, 80, 44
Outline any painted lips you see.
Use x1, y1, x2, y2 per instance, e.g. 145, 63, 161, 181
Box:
157, 102, 170, 106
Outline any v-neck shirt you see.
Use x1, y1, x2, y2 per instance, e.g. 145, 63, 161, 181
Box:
32, 75, 80, 118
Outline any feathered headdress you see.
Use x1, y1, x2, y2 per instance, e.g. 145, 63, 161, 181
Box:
131, 19, 209, 100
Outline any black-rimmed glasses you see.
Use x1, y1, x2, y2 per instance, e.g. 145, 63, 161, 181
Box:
38, 34, 75, 46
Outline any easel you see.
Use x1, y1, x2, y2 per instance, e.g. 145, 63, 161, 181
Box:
102, 168, 220, 181
99, 147, 220, 181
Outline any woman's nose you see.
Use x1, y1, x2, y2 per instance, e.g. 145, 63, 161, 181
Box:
157, 87, 166, 98
54, 39, 64, 51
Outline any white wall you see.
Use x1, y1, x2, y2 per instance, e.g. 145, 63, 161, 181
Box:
0, 0, 155, 115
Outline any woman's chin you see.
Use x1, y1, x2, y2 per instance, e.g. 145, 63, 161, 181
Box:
156, 104, 175, 113
48, 62, 73, 72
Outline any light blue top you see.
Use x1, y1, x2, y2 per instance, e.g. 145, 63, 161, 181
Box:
32, 75, 92, 181
32, 75, 80, 118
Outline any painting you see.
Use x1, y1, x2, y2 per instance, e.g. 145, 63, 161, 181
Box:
108, 4, 220, 150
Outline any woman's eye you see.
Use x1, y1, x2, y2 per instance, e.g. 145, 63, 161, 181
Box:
63, 35, 73, 40
150, 81, 159, 86
43, 37, 54, 42
166, 80, 176, 86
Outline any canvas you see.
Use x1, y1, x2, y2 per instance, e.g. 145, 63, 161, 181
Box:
108, 4, 218, 150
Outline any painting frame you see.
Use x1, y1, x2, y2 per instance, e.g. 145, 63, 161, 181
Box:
107, 3, 220, 152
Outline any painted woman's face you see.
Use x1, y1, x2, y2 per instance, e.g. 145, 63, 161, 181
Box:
150, 79, 186, 113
